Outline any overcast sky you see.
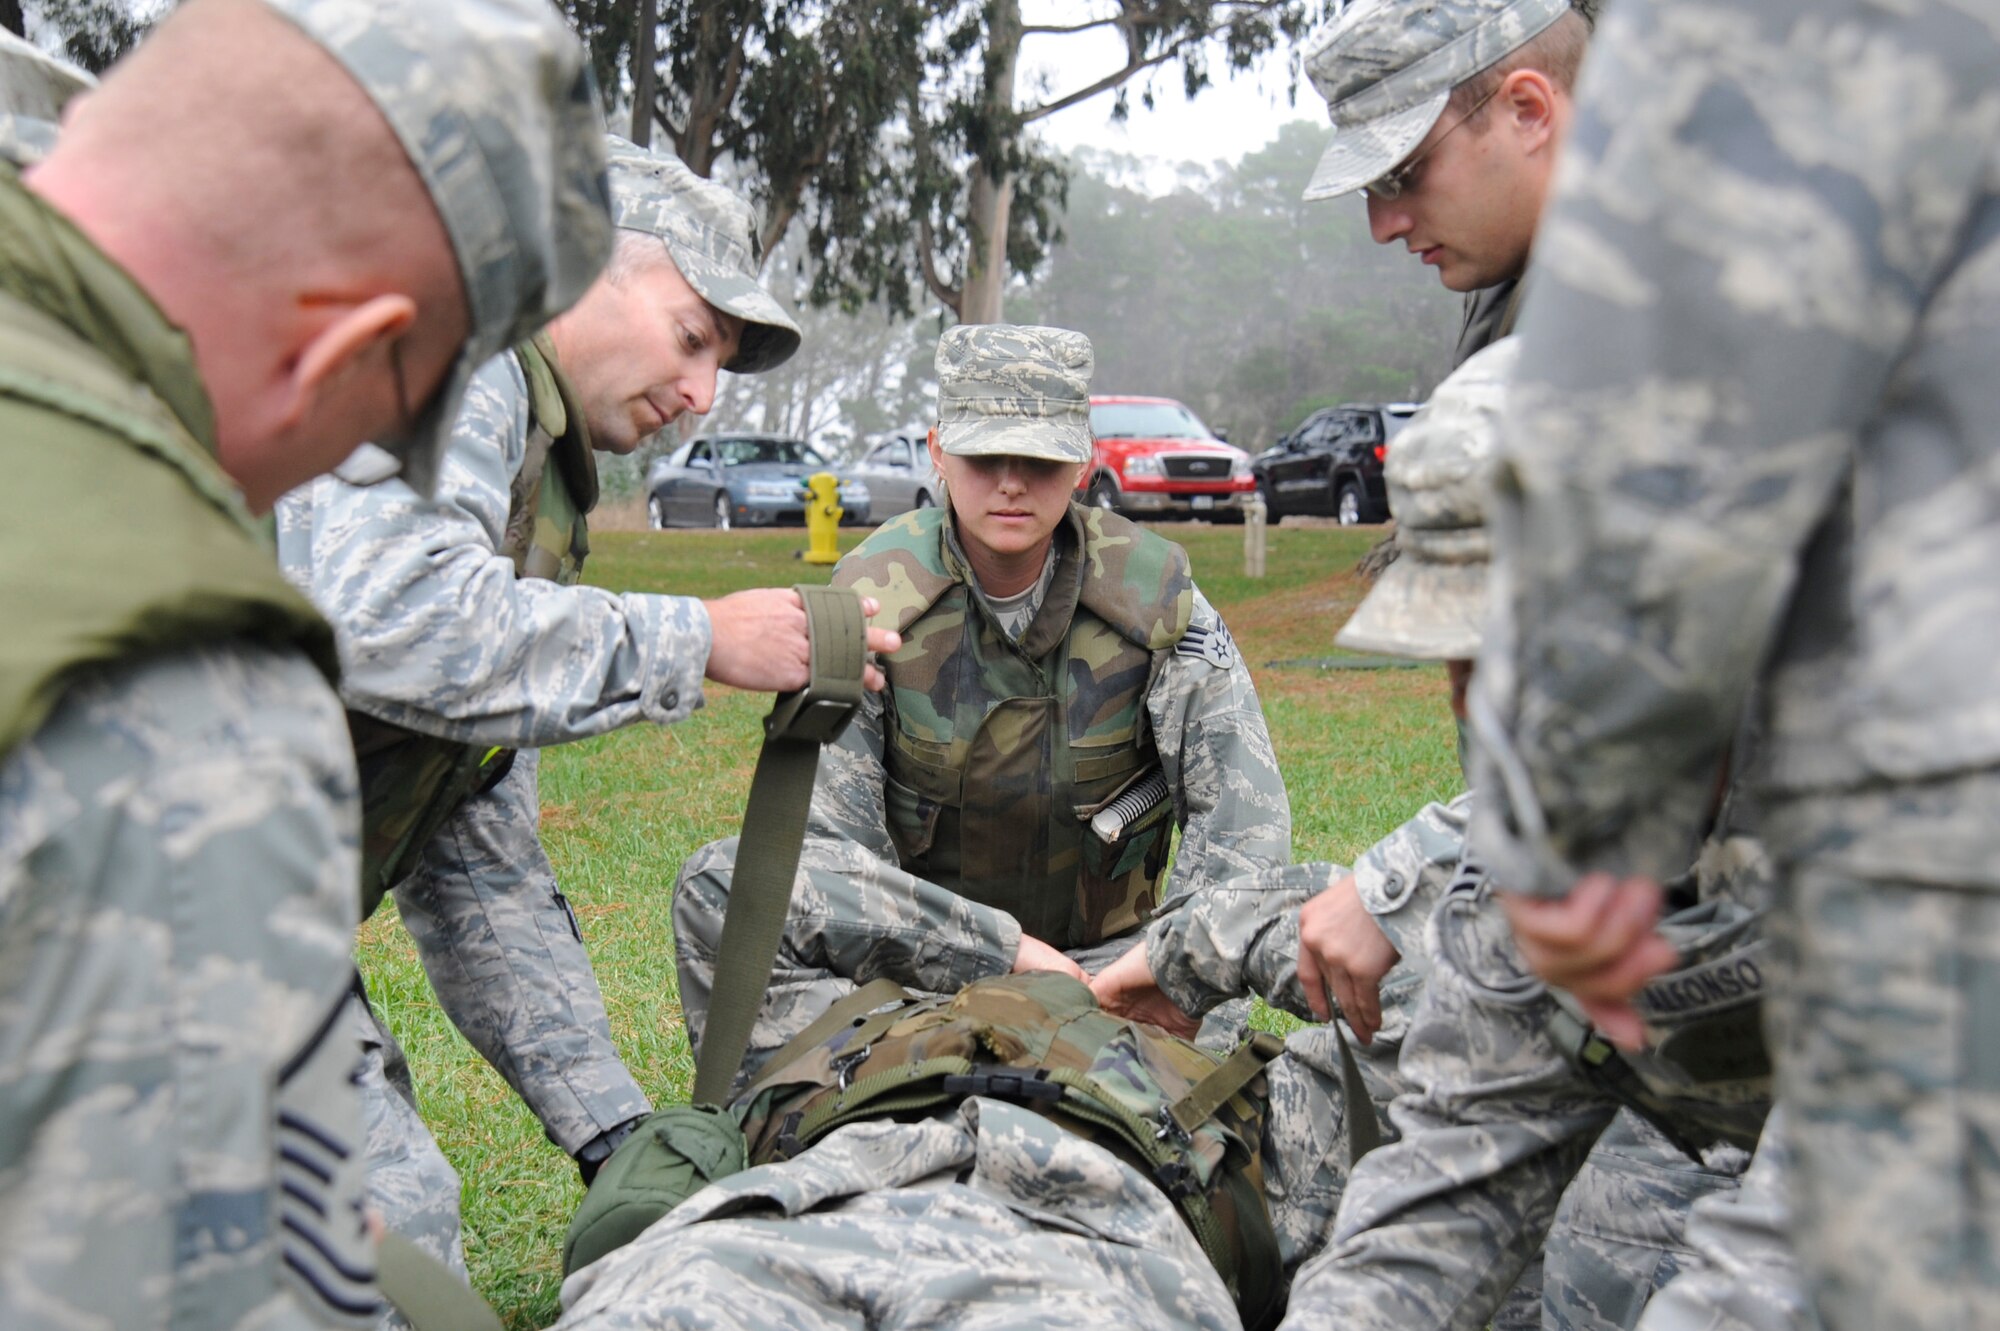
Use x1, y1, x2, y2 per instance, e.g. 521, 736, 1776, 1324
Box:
1019, 4, 1329, 188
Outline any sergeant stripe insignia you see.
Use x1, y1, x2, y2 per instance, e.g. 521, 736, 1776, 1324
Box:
1176, 621, 1237, 669
276, 994, 381, 1324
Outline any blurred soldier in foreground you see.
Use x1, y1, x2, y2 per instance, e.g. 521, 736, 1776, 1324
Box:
1298, 3, 1759, 1324
1098, 340, 1800, 1331
277, 136, 895, 1284
1303, 0, 1593, 367
0, 0, 610, 1326
671, 323, 1291, 1095
1468, 0, 2000, 1326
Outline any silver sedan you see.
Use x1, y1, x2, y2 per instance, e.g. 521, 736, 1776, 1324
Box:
846, 431, 942, 520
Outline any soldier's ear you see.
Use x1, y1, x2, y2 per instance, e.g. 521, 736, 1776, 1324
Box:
1497, 68, 1562, 154
274, 292, 419, 435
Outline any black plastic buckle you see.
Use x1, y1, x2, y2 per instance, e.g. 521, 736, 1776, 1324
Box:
940, 1067, 1064, 1104
766, 690, 860, 745
1152, 1159, 1197, 1201
776, 1110, 807, 1159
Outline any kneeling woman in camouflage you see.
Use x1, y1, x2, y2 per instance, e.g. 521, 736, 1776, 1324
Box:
671, 323, 1291, 1094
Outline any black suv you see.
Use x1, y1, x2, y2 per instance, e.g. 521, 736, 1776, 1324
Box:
1252, 402, 1420, 524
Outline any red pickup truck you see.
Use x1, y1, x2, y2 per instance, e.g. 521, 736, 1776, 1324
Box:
1079, 395, 1256, 520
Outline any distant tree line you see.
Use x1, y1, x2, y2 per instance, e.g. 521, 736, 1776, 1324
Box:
1017, 122, 1459, 452
17, 1, 1447, 476
561, 0, 1324, 324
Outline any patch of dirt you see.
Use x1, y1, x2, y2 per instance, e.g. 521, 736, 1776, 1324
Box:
1228, 568, 1372, 665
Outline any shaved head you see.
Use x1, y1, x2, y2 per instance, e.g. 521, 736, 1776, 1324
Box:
29, 0, 470, 506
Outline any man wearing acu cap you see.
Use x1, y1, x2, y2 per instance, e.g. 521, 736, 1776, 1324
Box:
1467, 0, 2000, 1326
1214, 341, 1796, 1331
0, 0, 610, 1327
1292, 2, 1777, 1321
1302, 0, 1593, 367
672, 322, 1290, 1096
278, 135, 898, 1284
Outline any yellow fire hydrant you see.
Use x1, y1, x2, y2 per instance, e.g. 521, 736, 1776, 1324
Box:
801, 471, 843, 565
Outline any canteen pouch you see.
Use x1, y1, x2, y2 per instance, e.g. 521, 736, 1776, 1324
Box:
562, 1104, 749, 1275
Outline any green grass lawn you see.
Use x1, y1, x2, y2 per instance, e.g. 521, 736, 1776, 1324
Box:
356, 520, 1462, 1326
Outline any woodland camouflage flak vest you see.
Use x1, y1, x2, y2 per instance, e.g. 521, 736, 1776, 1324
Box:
737, 972, 1288, 1331
350, 335, 599, 916
834, 503, 1196, 948
0, 164, 337, 764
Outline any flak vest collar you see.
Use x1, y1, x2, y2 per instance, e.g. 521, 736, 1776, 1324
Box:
0, 166, 219, 451
0, 168, 335, 761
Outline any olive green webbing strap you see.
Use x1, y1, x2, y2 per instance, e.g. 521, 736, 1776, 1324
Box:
1335, 1022, 1382, 1164
745, 976, 914, 1100
1163, 1024, 1373, 1201
1168, 1031, 1284, 1137
376, 1231, 502, 1331
692, 585, 867, 1107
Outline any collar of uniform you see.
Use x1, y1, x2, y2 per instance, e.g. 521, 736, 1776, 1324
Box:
0, 165, 220, 455
940, 503, 1084, 662
515, 331, 600, 513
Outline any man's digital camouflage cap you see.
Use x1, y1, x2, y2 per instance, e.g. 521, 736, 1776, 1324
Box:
261, 0, 613, 498
1336, 336, 1518, 660
0, 27, 90, 168
1300, 0, 1569, 203
603, 136, 802, 375
0, 29, 90, 124
935, 324, 1094, 463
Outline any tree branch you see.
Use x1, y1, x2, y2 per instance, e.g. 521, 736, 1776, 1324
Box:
1021, 44, 1181, 122
758, 201, 796, 267
1020, 0, 1290, 123
1021, 17, 1121, 36
917, 214, 961, 313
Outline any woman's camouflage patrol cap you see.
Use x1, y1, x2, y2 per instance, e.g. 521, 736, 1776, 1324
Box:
260, 0, 614, 498
934, 324, 1094, 463
1336, 336, 1520, 660
1300, 0, 1570, 203
602, 136, 802, 375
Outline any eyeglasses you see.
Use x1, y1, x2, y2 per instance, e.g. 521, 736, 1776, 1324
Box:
1363, 86, 1502, 201
385, 334, 417, 445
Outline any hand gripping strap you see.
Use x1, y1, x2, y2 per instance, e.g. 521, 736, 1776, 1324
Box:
692, 585, 868, 1106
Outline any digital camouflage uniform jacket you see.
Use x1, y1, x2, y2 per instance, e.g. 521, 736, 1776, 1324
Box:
275, 348, 693, 1157
1469, 0, 2000, 899
277, 351, 711, 749
0, 170, 373, 1328
1466, 5, 2000, 1327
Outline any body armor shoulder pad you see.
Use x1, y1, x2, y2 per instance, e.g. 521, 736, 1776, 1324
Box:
514, 337, 569, 440
833, 507, 958, 636
1074, 505, 1194, 651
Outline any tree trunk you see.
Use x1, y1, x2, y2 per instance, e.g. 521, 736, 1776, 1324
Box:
956, 0, 1022, 325
958, 170, 1015, 325
675, 7, 741, 177
0, 2, 22, 38
629, 0, 656, 147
